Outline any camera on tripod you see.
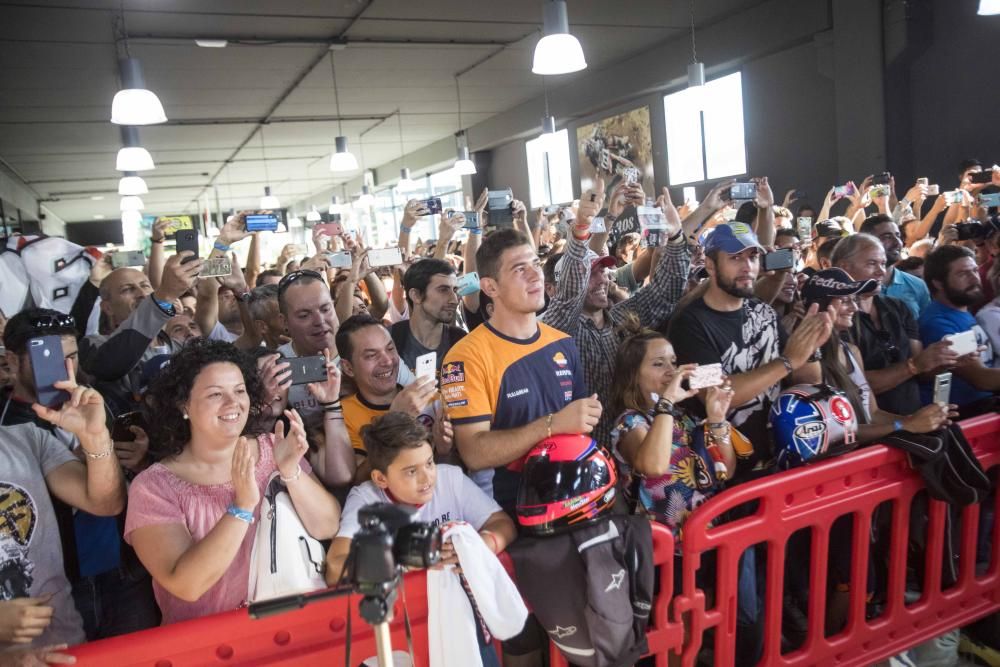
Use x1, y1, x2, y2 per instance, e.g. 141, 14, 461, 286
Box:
348, 503, 442, 598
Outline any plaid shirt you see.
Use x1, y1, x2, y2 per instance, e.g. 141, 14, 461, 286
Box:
542, 235, 691, 445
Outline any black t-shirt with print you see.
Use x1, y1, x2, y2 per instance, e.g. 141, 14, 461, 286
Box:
666, 297, 786, 479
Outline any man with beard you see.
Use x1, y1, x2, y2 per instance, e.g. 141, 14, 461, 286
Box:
667, 222, 833, 479
389, 259, 465, 373
860, 214, 930, 319
919, 245, 1000, 413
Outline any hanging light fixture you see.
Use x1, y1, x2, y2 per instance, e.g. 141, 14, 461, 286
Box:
356, 184, 375, 208
532, 0, 587, 76
260, 186, 280, 209
453, 76, 477, 175
306, 206, 322, 222
395, 109, 416, 188
979, 0, 1000, 14
328, 53, 359, 172
111, 58, 168, 125
115, 126, 155, 171
687, 0, 706, 96
258, 129, 281, 209
329, 195, 342, 215
120, 195, 144, 211
121, 209, 143, 226
118, 172, 148, 195
538, 76, 560, 152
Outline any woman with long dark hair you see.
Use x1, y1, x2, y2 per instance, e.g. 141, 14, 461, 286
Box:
124, 339, 340, 624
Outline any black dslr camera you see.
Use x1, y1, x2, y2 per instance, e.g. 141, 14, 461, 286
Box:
955, 220, 991, 241
349, 503, 441, 598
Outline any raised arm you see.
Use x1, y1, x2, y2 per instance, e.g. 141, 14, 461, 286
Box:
147, 219, 169, 289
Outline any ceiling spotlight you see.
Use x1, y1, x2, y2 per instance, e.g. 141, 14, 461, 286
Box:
111, 58, 167, 125
120, 196, 144, 211
260, 186, 280, 210
118, 173, 148, 195
532, 0, 587, 75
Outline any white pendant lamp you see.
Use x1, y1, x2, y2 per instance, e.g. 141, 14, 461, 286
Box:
306, 206, 322, 222
328, 53, 358, 172
121, 209, 143, 226
532, 0, 587, 75
395, 110, 416, 188
118, 172, 148, 196
454, 144, 477, 176
111, 58, 167, 125
115, 126, 155, 172
260, 186, 280, 209
979, 0, 1000, 14
356, 183, 374, 208
120, 195, 144, 211
329, 195, 342, 215
452, 77, 476, 175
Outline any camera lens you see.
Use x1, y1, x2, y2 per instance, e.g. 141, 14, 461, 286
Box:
392, 522, 441, 569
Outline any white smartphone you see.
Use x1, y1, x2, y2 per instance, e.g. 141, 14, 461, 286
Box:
933, 372, 952, 406
456, 271, 480, 297
945, 330, 978, 357
590, 216, 607, 233
689, 363, 724, 390
368, 247, 403, 268
415, 352, 437, 380
325, 250, 352, 269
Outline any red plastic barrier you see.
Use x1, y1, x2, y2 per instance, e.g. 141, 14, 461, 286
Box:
673, 413, 1000, 667
68, 415, 1000, 666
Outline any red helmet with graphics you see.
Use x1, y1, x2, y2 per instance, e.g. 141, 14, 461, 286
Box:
516, 434, 618, 536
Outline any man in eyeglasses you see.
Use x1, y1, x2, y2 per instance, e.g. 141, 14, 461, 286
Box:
831, 233, 959, 415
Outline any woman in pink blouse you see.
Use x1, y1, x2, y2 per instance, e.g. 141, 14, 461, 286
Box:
125, 340, 341, 624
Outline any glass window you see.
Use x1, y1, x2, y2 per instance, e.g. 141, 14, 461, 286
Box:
664, 72, 747, 185
525, 129, 573, 208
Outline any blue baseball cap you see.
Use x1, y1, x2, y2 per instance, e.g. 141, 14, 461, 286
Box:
703, 222, 764, 255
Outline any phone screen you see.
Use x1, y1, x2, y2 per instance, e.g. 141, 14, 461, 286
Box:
245, 214, 279, 232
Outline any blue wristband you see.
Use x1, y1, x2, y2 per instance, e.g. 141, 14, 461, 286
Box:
213, 241, 231, 252
469, 227, 483, 235
893, 420, 904, 432
226, 505, 254, 524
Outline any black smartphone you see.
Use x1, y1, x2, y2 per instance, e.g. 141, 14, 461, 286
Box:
871, 172, 892, 186
418, 198, 443, 215
175, 229, 199, 263
487, 188, 514, 227
729, 182, 756, 200
28, 335, 69, 408
244, 213, 279, 232
287, 355, 328, 385
969, 170, 994, 184
762, 247, 795, 272
112, 410, 148, 442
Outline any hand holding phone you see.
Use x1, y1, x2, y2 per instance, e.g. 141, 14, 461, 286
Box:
932, 372, 952, 406
689, 363, 724, 390
174, 229, 199, 263
287, 356, 328, 386
415, 352, 437, 380
28, 336, 70, 408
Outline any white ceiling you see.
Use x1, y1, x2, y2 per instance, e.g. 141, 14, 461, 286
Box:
0, 0, 763, 223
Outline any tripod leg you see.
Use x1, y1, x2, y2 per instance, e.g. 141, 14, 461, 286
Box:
374, 621, 395, 667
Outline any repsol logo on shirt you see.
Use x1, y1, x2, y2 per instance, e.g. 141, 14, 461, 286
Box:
506, 388, 530, 399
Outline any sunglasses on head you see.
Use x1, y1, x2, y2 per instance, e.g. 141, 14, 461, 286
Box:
277, 269, 324, 297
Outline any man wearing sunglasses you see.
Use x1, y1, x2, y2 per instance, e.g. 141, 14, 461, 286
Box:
831, 234, 959, 415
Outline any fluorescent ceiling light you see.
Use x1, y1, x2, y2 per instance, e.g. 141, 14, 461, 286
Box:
195, 39, 228, 48
90, 195, 105, 201
118, 173, 148, 195
92, 214, 105, 219
120, 196, 144, 211
260, 186, 280, 209
979, 0, 1000, 14
532, 1, 587, 75
330, 136, 359, 172
111, 58, 167, 125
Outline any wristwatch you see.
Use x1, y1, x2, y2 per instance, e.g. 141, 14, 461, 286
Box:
236, 291, 252, 303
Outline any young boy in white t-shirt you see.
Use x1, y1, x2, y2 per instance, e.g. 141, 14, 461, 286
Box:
326, 412, 516, 667
326, 411, 516, 581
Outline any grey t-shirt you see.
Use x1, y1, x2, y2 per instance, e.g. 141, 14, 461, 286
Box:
0, 424, 85, 649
